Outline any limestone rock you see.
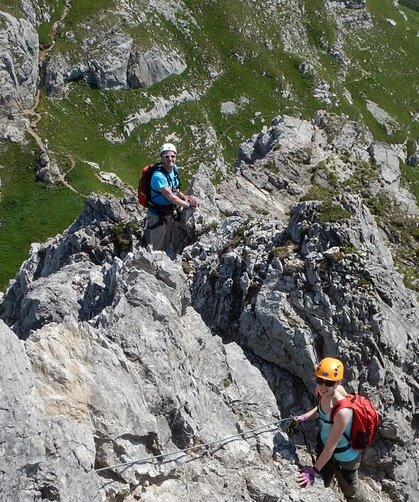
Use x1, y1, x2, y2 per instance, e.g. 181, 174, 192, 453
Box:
44, 33, 187, 97
36, 152, 64, 184
366, 100, 400, 136
0, 206, 304, 500
127, 48, 187, 88
343, 0, 366, 8
406, 151, 418, 167
0, 320, 101, 501
0, 115, 29, 142
0, 11, 38, 117
368, 142, 418, 214
1, 112, 419, 501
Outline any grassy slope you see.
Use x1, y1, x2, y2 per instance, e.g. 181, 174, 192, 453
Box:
0, 0, 418, 290
0, 141, 85, 289
345, 0, 419, 143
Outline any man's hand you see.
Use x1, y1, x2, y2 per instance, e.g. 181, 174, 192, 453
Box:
185, 195, 198, 208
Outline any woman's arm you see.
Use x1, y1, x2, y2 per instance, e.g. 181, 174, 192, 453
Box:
296, 406, 318, 422
313, 408, 351, 471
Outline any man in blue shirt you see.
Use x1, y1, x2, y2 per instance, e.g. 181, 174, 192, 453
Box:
147, 143, 198, 252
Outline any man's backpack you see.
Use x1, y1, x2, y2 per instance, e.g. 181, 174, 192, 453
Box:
138, 163, 159, 208
137, 163, 180, 209
331, 394, 381, 451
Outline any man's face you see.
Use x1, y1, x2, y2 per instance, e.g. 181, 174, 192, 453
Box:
161, 150, 176, 169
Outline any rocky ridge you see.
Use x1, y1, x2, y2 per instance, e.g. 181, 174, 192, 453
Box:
1, 113, 418, 501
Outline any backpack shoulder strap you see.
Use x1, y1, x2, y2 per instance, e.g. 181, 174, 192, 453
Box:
331, 395, 355, 421
173, 165, 181, 189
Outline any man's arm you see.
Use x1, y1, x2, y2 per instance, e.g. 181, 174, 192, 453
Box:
160, 186, 191, 208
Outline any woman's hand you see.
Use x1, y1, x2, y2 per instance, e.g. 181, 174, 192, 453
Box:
297, 466, 321, 487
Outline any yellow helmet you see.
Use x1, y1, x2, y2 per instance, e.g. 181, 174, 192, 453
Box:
315, 357, 344, 381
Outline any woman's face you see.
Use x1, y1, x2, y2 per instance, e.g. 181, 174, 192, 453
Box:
316, 377, 336, 397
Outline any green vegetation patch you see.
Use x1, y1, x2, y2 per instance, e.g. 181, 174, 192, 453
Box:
400, 161, 419, 204
62, 0, 114, 29
37, 0, 67, 46
65, 160, 123, 199
302, 0, 337, 50
0, 0, 24, 18
343, 0, 419, 143
0, 141, 84, 291
301, 185, 352, 223
360, 191, 418, 292
38, 83, 147, 187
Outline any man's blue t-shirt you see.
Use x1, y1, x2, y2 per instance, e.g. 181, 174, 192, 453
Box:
149, 166, 179, 214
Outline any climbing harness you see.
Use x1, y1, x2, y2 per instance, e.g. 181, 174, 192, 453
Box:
95, 416, 294, 474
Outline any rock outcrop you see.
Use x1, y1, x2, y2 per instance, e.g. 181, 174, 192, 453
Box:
0, 320, 101, 501
43, 31, 187, 97
0, 10, 38, 141
0, 11, 38, 117
36, 152, 64, 184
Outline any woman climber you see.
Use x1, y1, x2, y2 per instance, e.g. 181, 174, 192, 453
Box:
295, 357, 368, 502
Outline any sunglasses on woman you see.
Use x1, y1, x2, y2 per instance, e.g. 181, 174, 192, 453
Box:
316, 377, 335, 387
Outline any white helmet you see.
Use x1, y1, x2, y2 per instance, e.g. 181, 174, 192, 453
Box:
160, 143, 177, 155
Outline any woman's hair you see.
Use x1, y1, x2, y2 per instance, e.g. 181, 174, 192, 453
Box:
336, 384, 348, 397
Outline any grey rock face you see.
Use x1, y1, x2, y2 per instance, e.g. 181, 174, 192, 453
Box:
86, 30, 134, 89
187, 192, 419, 499
368, 142, 418, 214
128, 48, 187, 88
343, 0, 366, 8
36, 152, 64, 184
1, 195, 314, 502
0, 11, 39, 117
0, 114, 29, 142
0, 320, 102, 502
406, 151, 418, 167
366, 100, 400, 136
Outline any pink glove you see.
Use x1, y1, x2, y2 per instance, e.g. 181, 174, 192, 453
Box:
295, 414, 308, 422
297, 467, 319, 487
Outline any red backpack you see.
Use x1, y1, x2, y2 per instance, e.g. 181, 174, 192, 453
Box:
138, 163, 159, 208
331, 394, 381, 451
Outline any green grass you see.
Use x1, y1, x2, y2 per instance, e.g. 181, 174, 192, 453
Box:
343, 0, 419, 142
0, 0, 24, 18
300, 185, 352, 223
65, 160, 124, 198
37, 0, 67, 46
302, 0, 337, 50
400, 161, 419, 204
38, 83, 147, 186
0, 141, 85, 291
399, 0, 419, 13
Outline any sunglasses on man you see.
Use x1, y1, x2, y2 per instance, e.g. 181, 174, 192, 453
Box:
163, 155, 176, 159
316, 377, 335, 387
